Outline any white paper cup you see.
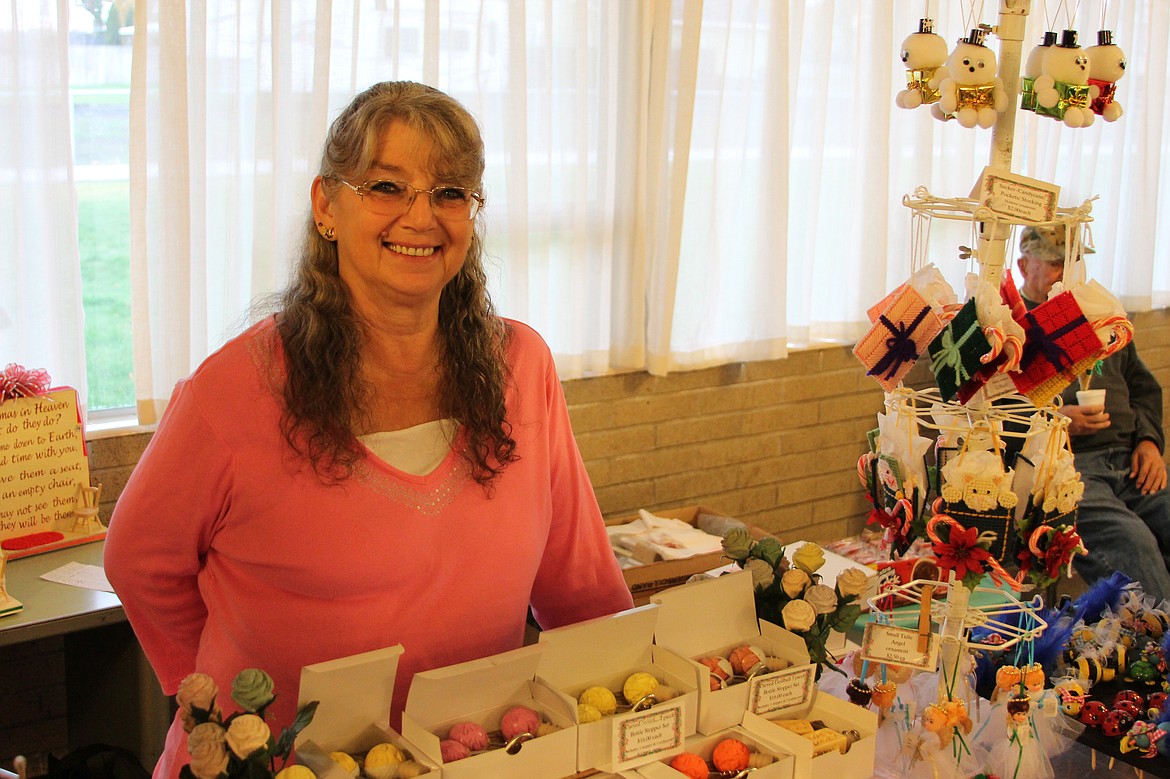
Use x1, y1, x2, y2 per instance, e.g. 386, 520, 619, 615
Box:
1076, 389, 1107, 408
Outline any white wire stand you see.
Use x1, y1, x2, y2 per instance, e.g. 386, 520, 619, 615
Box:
867, 576, 1048, 706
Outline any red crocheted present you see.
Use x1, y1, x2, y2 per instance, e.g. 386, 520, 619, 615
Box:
1010, 291, 1103, 404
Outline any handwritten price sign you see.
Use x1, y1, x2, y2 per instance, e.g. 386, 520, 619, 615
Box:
0, 389, 94, 555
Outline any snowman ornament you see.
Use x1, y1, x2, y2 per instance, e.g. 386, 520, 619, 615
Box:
1020, 30, 1058, 112
896, 18, 949, 109
1087, 30, 1126, 121
1034, 30, 1095, 127
934, 28, 1007, 128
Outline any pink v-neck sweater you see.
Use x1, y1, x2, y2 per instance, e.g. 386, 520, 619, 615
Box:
104, 317, 632, 779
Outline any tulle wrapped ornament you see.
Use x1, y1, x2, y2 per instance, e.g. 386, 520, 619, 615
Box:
1033, 30, 1095, 127
1088, 30, 1126, 121
896, 18, 948, 109
933, 28, 1008, 128
1020, 31, 1059, 112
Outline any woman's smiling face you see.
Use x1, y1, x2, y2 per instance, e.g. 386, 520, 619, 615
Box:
316, 119, 475, 318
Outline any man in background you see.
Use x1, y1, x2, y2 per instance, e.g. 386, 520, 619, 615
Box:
1016, 224, 1170, 600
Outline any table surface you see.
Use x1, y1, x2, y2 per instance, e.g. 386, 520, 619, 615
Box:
0, 541, 124, 647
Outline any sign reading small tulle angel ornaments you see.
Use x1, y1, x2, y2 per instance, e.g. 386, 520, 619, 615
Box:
0, 364, 104, 561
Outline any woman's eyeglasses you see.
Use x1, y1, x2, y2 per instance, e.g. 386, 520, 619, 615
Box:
336, 178, 484, 220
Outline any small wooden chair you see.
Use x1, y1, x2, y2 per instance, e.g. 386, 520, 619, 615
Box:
72, 482, 104, 534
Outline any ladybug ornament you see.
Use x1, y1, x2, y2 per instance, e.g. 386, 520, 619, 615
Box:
1102, 708, 1137, 737
1080, 700, 1108, 727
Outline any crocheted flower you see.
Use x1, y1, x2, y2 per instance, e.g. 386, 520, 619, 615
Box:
177, 673, 221, 733
792, 543, 826, 576
780, 568, 811, 598
804, 584, 839, 615
225, 714, 271, 760
836, 567, 870, 598
187, 723, 229, 779
231, 668, 275, 713
721, 528, 754, 562
781, 599, 817, 632
744, 558, 776, 589
932, 524, 991, 582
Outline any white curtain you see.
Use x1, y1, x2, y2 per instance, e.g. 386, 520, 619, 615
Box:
0, 0, 87, 401
9, 1, 1169, 423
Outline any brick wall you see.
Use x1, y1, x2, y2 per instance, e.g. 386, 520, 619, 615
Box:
85, 308, 1170, 546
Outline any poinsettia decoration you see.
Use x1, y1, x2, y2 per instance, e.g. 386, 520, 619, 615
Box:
721, 532, 866, 679
1017, 525, 1086, 589
177, 668, 318, 779
0, 363, 51, 403
926, 515, 1017, 592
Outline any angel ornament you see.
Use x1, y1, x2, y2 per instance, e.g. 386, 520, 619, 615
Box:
934, 28, 1008, 128
988, 693, 1055, 779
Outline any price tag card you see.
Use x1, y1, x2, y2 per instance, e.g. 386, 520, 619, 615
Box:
860, 622, 939, 672
973, 167, 1060, 223
612, 698, 685, 771
748, 663, 816, 716
0, 388, 98, 557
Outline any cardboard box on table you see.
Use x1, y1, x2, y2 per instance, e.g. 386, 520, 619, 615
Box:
633, 726, 797, 779
400, 643, 578, 779
537, 604, 699, 774
295, 645, 439, 779
741, 689, 878, 779
651, 570, 818, 735
605, 505, 779, 606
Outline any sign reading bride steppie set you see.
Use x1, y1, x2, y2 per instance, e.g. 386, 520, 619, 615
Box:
0, 367, 102, 558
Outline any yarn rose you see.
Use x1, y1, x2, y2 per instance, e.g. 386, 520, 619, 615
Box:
836, 567, 870, 598
744, 558, 776, 589
780, 568, 811, 598
231, 669, 276, 713
792, 543, 826, 576
804, 584, 839, 615
781, 599, 817, 632
177, 673, 221, 733
187, 723, 229, 779
721, 528, 754, 562
225, 714, 271, 760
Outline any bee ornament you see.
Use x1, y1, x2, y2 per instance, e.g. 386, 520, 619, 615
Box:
1087, 30, 1126, 121
896, 18, 949, 109
934, 28, 1008, 128
1033, 30, 1095, 127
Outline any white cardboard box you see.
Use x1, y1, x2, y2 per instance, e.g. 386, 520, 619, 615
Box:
537, 604, 699, 773
295, 645, 439, 779
401, 643, 579, 779
651, 571, 818, 735
634, 726, 796, 779
742, 690, 878, 779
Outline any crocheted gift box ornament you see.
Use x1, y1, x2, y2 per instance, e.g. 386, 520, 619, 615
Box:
1010, 291, 1104, 406
928, 297, 992, 402
854, 285, 944, 392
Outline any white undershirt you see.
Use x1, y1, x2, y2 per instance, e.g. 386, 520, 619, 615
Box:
358, 418, 458, 476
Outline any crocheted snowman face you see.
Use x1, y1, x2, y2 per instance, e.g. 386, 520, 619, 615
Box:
1043, 45, 1091, 86
1088, 43, 1127, 82
901, 31, 948, 70
946, 41, 998, 86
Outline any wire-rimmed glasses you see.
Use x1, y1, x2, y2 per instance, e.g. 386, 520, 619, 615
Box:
336, 178, 484, 220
